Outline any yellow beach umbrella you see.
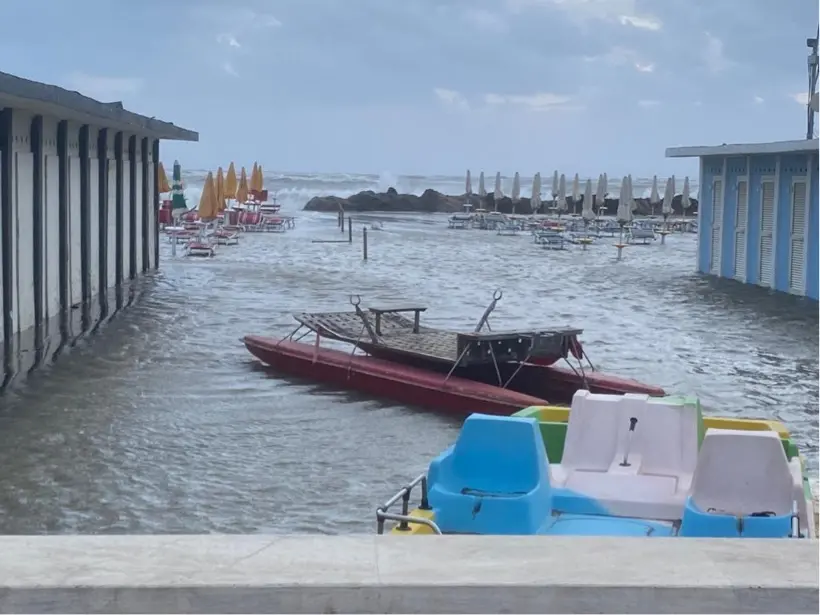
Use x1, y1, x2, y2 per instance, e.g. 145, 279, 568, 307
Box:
158, 162, 172, 193
250, 162, 259, 191
225, 162, 238, 199
256, 164, 265, 191
198, 172, 218, 220
215, 167, 226, 212
236, 167, 249, 203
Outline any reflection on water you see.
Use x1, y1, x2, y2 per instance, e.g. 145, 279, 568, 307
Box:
0, 212, 816, 533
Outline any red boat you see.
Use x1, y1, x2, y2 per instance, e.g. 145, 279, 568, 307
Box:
244, 337, 549, 415
243, 292, 665, 415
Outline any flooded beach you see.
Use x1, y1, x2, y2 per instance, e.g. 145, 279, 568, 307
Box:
0, 212, 816, 534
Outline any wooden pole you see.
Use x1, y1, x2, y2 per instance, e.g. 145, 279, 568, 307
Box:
348, 218, 353, 243
363, 227, 368, 260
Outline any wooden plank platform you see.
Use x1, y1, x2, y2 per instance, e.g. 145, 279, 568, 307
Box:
293, 310, 583, 366
295, 311, 436, 339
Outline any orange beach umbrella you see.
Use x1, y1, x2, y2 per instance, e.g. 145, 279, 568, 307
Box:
158, 162, 171, 193
250, 162, 259, 191
225, 162, 238, 199
198, 172, 218, 220
236, 167, 249, 203
215, 167, 226, 212
254, 164, 265, 192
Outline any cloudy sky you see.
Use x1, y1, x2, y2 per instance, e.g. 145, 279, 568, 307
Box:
0, 0, 816, 177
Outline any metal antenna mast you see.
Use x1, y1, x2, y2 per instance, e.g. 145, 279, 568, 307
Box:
806, 26, 818, 139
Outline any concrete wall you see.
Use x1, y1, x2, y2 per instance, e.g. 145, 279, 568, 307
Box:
698, 151, 818, 299
0, 107, 162, 387
0, 535, 816, 614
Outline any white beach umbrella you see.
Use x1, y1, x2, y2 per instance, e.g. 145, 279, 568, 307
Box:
681, 176, 691, 217
551, 170, 559, 198
465, 170, 472, 196
571, 173, 580, 214
595, 173, 607, 215
649, 175, 660, 214
478, 171, 486, 198
557, 173, 567, 214
531, 172, 542, 213
582, 179, 595, 222
616, 176, 632, 223
493, 171, 503, 211
662, 176, 674, 217
627, 174, 636, 216
511, 172, 521, 214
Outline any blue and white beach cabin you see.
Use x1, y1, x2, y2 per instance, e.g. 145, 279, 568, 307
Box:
666, 139, 819, 300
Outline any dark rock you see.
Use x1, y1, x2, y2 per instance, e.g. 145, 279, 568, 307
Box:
303, 189, 699, 216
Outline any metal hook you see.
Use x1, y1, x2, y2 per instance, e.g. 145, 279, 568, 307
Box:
492, 288, 503, 301
349, 294, 361, 307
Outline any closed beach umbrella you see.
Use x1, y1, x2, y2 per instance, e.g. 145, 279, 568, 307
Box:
198, 172, 218, 220
531, 172, 542, 214
571, 173, 580, 214
250, 162, 260, 191
236, 167, 250, 204
681, 176, 691, 217
511, 172, 521, 214
551, 170, 559, 198
216, 167, 226, 213
170, 160, 187, 216
649, 175, 660, 216
557, 173, 567, 215
493, 172, 503, 210
595, 173, 607, 215
158, 162, 171, 194
465, 170, 472, 196
478, 171, 486, 198
616, 176, 632, 223
256, 164, 265, 192
582, 179, 595, 221
662, 176, 674, 217
225, 162, 238, 199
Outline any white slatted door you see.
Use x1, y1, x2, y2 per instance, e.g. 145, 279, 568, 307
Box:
759, 181, 775, 287
733, 179, 748, 281
789, 180, 807, 295
710, 179, 724, 274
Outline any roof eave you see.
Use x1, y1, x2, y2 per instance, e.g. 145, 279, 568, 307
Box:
666, 138, 818, 159
0, 72, 198, 142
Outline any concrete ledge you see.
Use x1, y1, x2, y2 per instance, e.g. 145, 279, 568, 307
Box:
0, 536, 817, 614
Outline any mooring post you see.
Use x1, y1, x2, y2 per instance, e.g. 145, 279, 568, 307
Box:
348, 218, 353, 243
363, 227, 368, 260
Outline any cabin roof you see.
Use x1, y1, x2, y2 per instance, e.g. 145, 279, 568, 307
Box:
0, 71, 198, 141
666, 138, 817, 158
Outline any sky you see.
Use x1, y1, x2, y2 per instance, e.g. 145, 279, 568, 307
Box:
0, 0, 817, 178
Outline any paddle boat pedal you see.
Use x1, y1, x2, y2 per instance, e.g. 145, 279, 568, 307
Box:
376, 390, 815, 539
